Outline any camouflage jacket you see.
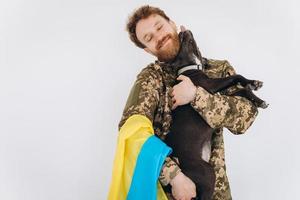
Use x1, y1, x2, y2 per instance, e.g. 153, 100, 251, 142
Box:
118, 58, 258, 200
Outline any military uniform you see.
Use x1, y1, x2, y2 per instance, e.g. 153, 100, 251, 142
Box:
118, 58, 258, 200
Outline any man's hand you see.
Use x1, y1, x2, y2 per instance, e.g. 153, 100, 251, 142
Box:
171, 75, 197, 110
170, 171, 197, 200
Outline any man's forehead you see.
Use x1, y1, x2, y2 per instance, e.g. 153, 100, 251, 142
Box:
136, 14, 166, 38
144, 14, 165, 24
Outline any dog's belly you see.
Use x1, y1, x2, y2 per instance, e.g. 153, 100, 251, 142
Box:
202, 140, 211, 162
166, 104, 213, 163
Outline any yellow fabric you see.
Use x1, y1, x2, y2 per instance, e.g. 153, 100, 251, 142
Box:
108, 114, 168, 200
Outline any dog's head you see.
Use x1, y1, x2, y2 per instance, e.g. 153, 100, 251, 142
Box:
168, 28, 203, 72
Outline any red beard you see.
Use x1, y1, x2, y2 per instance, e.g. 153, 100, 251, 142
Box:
156, 31, 180, 62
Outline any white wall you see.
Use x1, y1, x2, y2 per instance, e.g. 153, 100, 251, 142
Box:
0, 0, 299, 199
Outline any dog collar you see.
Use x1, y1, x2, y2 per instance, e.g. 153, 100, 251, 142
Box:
177, 64, 201, 76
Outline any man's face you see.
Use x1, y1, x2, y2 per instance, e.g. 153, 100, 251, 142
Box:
136, 14, 180, 62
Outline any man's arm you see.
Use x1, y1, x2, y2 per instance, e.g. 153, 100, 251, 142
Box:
118, 68, 159, 130
190, 59, 258, 134
118, 66, 181, 187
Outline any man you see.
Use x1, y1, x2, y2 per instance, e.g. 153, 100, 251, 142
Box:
119, 5, 258, 200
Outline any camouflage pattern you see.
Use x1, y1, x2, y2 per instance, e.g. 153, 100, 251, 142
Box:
190, 59, 258, 135
118, 58, 258, 200
159, 157, 181, 186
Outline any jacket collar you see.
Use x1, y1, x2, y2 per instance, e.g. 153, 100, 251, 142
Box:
154, 59, 177, 76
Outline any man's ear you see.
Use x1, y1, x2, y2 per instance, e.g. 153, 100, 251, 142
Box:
144, 47, 155, 56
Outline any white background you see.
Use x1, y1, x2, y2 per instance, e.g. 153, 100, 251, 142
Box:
0, 0, 299, 199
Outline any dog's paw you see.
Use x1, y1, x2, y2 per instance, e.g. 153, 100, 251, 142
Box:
259, 101, 269, 109
248, 80, 263, 91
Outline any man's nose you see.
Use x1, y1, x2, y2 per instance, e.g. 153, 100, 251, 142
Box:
156, 34, 166, 48
157, 35, 164, 43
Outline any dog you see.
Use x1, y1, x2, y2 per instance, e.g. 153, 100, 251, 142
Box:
163, 26, 268, 200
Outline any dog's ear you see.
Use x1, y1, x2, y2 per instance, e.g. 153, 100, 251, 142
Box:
178, 31, 184, 43
188, 30, 203, 66
180, 25, 187, 32
193, 44, 203, 66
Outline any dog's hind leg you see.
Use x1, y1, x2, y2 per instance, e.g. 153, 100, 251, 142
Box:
246, 80, 263, 91
192, 74, 250, 93
230, 87, 269, 108
180, 158, 216, 200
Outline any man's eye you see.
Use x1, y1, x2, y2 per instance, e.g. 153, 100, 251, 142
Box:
158, 25, 163, 30
147, 37, 152, 42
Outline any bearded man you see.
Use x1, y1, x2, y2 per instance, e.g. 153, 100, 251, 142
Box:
112, 5, 258, 200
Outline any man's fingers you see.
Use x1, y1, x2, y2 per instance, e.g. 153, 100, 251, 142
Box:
177, 75, 188, 81
172, 102, 178, 110
173, 84, 179, 90
172, 96, 176, 102
171, 89, 175, 97
172, 104, 176, 110
191, 191, 197, 198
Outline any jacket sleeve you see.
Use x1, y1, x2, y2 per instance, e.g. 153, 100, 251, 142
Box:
190, 59, 258, 134
118, 67, 181, 186
118, 68, 159, 129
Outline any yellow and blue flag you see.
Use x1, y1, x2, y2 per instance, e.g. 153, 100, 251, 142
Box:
108, 114, 171, 200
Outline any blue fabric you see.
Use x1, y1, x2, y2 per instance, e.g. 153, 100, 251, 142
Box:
127, 135, 172, 200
